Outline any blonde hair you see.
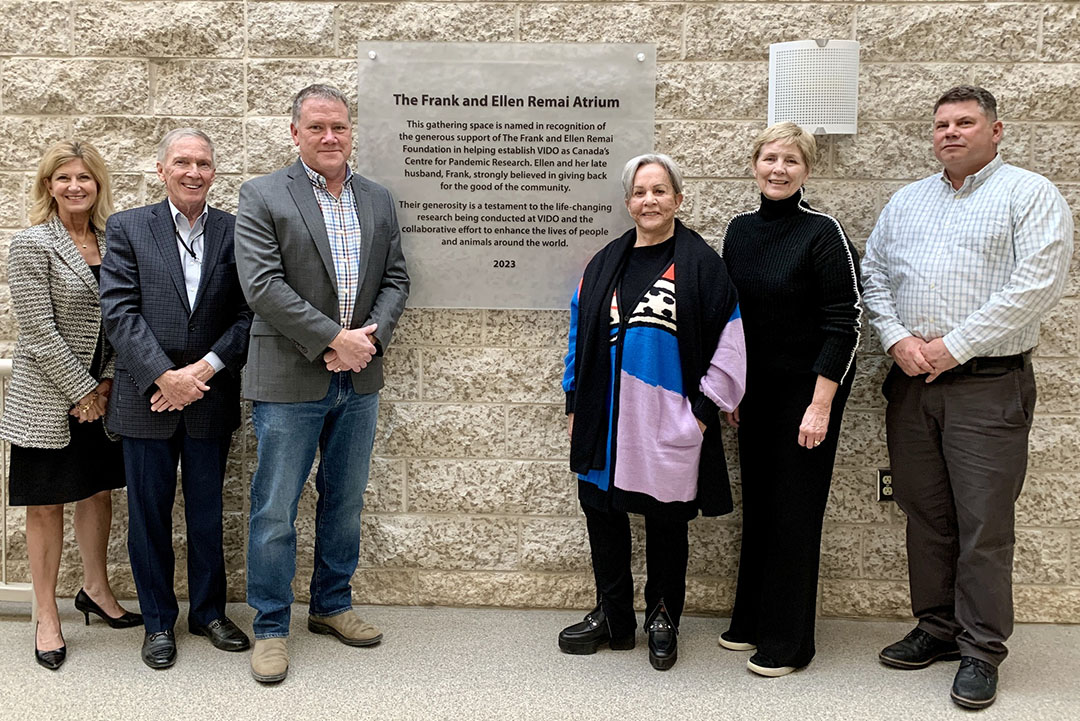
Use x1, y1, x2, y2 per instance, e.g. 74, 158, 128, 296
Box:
29, 140, 115, 228
750, 122, 817, 173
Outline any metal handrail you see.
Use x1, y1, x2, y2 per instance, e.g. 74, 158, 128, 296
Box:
0, 357, 35, 616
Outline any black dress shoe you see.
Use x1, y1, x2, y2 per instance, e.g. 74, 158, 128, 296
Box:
879, 627, 960, 669
646, 607, 677, 671
558, 605, 635, 655
189, 617, 250, 652
951, 656, 998, 709
74, 588, 143, 629
141, 630, 177, 669
34, 623, 66, 671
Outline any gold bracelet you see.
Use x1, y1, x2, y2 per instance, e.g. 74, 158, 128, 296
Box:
79, 404, 92, 412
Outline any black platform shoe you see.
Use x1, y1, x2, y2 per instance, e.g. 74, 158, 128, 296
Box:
646, 605, 677, 671
74, 588, 143, 629
34, 623, 66, 670
558, 604, 635, 654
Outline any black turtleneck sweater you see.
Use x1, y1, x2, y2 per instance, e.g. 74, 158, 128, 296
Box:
721, 189, 863, 385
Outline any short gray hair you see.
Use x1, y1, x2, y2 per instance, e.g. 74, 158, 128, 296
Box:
291, 84, 351, 125
621, 154, 684, 200
156, 128, 215, 166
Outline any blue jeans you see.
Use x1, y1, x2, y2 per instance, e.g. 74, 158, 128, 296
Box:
246, 373, 379, 639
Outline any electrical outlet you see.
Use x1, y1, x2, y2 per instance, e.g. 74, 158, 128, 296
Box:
877, 468, 894, 502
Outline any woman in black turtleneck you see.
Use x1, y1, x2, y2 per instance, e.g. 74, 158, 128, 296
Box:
718, 122, 863, 677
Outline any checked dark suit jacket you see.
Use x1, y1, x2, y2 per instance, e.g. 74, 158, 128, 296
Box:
99, 199, 253, 440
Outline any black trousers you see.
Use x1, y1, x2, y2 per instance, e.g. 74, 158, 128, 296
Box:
885, 364, 1035, 666
583, 503, 688, 635
123, 419, 232, 634
728, 373, 850, 667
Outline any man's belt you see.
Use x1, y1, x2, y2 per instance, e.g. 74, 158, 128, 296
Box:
946, 351, 1032, 376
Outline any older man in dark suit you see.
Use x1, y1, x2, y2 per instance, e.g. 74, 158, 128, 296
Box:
235, 84, 408, 683
100, 128, 253, 669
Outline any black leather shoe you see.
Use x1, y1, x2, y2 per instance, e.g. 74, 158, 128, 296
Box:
74, 588, 143, 629
189, 617, 250, 652
34, 623, 66, 671
141, 630, 177, 669
558, 605, 635, 655
647, 607, 677, 671
879, 627, 960, 669
951, 656, 998, 709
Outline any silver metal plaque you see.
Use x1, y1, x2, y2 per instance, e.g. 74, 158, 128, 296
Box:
357, 42, 656, 309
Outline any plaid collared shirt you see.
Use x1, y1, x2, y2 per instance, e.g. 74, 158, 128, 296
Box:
862, 155, 1073, 363
302, 160, 362, 329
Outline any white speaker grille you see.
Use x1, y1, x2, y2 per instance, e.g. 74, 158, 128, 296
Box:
769, 40, 860, 134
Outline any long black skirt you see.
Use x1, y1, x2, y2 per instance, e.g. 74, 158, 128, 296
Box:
8, 417, 125, 506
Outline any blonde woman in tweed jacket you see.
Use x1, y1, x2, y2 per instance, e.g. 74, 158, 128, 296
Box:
0, 141, 141, 671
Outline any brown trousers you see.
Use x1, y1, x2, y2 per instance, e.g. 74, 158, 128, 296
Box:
883, 362, 1036, 666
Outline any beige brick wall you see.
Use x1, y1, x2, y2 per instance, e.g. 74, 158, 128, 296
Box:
1, 1, 1077, 622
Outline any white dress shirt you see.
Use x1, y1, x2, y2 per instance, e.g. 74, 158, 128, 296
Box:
168, 199, 224, 373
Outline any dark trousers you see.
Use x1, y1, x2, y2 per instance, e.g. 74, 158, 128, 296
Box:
583, 503, 688, 635
123, 420, 231, 634
728, 374, 849, 668
884, 364, 1035, 666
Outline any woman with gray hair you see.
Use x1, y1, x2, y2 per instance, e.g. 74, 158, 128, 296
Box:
559, 153, 746, 671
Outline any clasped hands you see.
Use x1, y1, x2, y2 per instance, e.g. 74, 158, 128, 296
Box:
151, 360, 215, 412
324, 323, 378, 373
69, 379, 112, 423
889, 336, 959, 383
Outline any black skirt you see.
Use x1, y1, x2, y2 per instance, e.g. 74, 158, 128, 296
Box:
8, 416, 125, 506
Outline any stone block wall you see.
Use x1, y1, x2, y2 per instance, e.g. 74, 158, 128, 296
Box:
1, 1, 1077, 623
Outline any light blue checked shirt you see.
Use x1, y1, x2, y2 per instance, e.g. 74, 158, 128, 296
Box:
302, 160, 362, 329
862, 155, 1073, 363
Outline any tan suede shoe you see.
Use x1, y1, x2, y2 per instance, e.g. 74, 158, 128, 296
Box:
250, 638, 288, 683
308, 612, 383, 647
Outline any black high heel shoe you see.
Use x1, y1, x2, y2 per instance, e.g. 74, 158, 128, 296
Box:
35, 623, 66, 670
74, 588, 143, 629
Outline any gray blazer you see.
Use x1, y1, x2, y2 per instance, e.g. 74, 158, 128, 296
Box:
234, 160, 409, 402
0, 217, 115, 448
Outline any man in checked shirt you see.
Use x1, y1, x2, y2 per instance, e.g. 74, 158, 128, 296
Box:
862, 85, 1072, 710
234, 84, 409, 684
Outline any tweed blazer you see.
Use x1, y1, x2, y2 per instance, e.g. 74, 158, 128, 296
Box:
0, 216, 114, 449
99, 200, 252, 440
234, 160, 409, 402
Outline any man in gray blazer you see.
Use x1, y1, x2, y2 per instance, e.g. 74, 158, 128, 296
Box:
234, 84, 409, 684
100, 128, 253, 669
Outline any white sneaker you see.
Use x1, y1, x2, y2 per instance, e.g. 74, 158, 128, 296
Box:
747, 652, 796, 677
718, 630, 756, 651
